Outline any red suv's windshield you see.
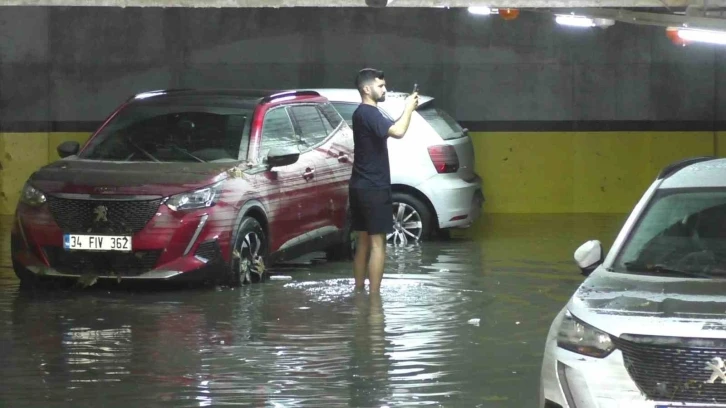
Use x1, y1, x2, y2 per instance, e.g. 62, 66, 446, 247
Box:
80, 98, 254, 163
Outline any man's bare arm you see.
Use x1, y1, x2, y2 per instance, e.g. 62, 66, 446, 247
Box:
387, 94, 419, 139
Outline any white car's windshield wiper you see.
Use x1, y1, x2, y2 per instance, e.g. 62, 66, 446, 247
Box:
624, 261, 710, 278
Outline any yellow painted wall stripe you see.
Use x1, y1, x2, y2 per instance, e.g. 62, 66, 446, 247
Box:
472, 130, 719, 213
0, 132, 90, 215
0, 131, 722, 215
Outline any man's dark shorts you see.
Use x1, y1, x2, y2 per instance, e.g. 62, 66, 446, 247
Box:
349, 187, 393, 235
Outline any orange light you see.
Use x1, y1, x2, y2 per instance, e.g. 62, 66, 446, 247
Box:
499, 8, 520, 20
666, 27, 690, 46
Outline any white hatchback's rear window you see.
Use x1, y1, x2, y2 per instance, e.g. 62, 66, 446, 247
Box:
417, 104, 465, 140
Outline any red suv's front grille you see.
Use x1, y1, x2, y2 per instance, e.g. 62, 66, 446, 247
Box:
47, 196, 162, 234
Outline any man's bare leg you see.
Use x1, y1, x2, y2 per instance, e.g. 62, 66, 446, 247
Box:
368, 233, 386, 294
353, 231, 370, 290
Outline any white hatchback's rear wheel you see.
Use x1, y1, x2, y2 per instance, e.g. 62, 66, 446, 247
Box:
388, 192, 432, 246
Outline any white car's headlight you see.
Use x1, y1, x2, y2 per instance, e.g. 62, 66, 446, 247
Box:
20, 183, 47, 207
165, 182, 222, 211
557, 310, 615, 358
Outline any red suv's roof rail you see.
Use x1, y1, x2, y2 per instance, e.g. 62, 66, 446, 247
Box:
260, 90, 321, 103
127, 89, 321, 103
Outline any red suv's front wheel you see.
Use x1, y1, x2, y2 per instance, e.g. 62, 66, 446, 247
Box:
230, 216, 268, 286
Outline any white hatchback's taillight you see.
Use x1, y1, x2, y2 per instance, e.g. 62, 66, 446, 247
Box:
427, 145, 459, 173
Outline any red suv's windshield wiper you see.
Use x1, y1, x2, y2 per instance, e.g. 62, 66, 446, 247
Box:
124, 136, 159, 162
169, 145, 205, 163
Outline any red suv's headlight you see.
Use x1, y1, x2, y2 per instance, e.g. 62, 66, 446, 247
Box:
165, 182, 222, 211
20, 182, 47, 207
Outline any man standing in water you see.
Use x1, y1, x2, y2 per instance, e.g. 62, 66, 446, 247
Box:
348, 68, 419, 293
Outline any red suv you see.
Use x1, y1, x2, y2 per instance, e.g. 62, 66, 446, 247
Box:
11, 89, 355, 287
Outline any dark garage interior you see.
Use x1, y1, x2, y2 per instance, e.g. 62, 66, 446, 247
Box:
1, 1, 726, 407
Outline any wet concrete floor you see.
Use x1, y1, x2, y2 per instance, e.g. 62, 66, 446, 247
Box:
0, 213, 626, 407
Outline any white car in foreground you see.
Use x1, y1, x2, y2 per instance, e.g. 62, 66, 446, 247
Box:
540, 156, 726, 408
312, 88, 485, 245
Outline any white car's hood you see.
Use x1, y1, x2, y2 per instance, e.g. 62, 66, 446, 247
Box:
568, 268, 726, 338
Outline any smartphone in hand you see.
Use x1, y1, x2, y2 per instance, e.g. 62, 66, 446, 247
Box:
412, 83, 419, 94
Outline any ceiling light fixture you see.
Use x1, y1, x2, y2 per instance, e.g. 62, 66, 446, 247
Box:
555, 14, 615, 28
468, 6, 495, 15
677, 27, 726, 45
467, 6, 521, 21
555, 14, 595, 27
499, 8, 520, 20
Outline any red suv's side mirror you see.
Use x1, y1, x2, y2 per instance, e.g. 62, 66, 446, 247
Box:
57, 141, 80, 158
267, 145, 300, 168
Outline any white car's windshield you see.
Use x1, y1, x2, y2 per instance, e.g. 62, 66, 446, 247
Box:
80, 98, 253, 163
614, 188, 726, 277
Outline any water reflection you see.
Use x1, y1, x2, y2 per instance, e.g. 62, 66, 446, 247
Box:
348, 292, 391, 407
0, 213, 626, 407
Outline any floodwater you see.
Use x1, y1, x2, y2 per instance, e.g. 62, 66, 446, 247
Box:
0, 213, 626, 407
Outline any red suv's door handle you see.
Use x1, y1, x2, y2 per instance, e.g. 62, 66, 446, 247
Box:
338, 154, 350, 163
303, 168, 315, 180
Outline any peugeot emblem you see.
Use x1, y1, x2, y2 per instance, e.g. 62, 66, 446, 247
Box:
706, 357, 726, 383
94, 205, 109, 223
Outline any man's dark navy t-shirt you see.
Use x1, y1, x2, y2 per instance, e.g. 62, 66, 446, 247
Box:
349, 104, 395, 190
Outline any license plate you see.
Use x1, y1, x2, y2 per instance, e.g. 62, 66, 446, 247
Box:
63, 234, 132, 252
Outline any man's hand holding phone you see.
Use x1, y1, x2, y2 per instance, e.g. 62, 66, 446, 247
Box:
406, 83, 420, 112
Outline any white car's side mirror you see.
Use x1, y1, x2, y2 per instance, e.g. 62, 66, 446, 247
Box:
574, 240, 603, 277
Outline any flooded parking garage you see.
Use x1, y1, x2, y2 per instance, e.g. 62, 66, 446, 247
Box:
0, 213, 625, 407
0, 2, 723, 407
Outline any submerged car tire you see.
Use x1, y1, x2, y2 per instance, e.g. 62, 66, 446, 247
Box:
12, 257, 39, 288
326, 209, 355, 261
230, 216, 269, 286
10, 237, 40, 288
389, 192, 433, 245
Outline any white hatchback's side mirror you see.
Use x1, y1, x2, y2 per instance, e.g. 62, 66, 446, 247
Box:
574, 240, 603, 277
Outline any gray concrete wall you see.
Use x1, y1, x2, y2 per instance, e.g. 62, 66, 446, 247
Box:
0, 6, 724, 127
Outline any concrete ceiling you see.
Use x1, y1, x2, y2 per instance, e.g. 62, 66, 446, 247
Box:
0, 0, 724, 7
4, 0, 726, 33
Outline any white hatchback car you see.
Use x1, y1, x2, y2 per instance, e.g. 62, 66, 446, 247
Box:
312, 88, 484, 245
540, 156, 726, 408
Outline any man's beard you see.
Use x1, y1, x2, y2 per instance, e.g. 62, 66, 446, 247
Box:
376, 92, 386, 102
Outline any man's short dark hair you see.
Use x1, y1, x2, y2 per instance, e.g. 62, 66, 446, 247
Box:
355, 68, 385, 92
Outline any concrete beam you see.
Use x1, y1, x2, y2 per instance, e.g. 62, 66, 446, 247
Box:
0, 0, 720, 8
